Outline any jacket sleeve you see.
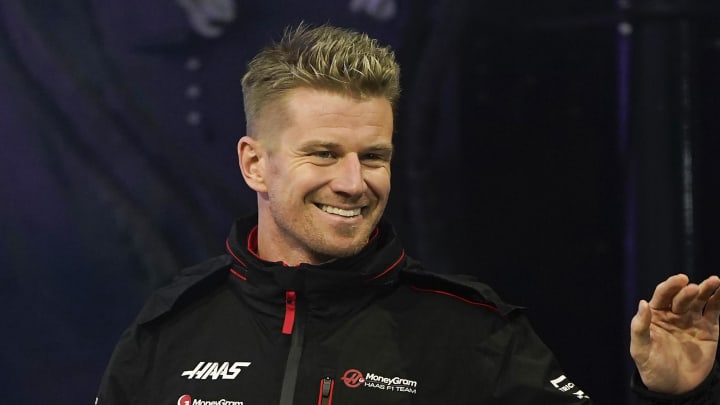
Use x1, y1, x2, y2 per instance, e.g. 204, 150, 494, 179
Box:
96, 324, 152, 405
485, 314, 594, 404
632, 364, 720, 405
95, 258, 229, 404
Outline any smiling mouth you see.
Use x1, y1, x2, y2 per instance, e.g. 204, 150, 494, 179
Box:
317, 204, 362, 218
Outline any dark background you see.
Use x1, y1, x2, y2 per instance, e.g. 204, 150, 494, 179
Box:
1, 1, 718, 404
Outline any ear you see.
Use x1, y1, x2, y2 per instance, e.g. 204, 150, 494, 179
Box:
237, 135, 268, 193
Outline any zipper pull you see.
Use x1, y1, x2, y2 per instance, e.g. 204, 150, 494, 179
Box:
317, 376, 334, 405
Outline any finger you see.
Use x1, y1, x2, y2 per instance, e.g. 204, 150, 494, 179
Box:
690, 275, 720, 313
704, 292, 720, 324
630, 300, 652, 360
648, 274, 689, 310
671, 283, 700, 314
702, 276, 720, 323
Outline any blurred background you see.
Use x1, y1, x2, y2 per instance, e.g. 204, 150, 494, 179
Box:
1, 0, 718, 403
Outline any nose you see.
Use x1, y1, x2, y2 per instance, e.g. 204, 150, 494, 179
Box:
330, 154, 366, 197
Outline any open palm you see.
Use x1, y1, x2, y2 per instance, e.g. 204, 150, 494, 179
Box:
631, 274, 720, 394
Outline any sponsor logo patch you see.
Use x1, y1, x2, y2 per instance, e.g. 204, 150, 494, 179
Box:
181, 362, 251, 380
341, 368, 417, 394
550, 374, 590, 399
177, 394, 244, 405
341, 369, 365, 388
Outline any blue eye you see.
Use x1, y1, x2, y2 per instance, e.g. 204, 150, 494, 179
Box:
361, 152, 391, 162
313, 151, 334, 159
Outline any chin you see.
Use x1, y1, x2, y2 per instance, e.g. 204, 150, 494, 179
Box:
320, 242, 366, 259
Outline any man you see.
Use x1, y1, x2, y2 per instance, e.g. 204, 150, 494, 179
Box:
97, 24, 720, 404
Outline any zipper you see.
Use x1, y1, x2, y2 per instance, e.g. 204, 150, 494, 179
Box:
317, 376, 334, 405
282, 291, 297, 335
278, 291, 305, 405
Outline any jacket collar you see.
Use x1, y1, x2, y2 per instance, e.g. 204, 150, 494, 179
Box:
225, 214, 406, 315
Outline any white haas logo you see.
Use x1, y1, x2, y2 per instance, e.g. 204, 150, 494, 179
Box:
181, 362, 251, 380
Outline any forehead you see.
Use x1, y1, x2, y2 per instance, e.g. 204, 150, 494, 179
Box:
270, 88, 394, 144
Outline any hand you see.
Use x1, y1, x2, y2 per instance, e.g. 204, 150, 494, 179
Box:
630, 274, 720, 394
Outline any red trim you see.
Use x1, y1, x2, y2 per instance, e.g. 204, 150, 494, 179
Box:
282, 291, 297, 335
367, 250, 405, 281
229, 267, 247, 281
317, 378, 334, 405
367, 227, 380, 243
409, 285, 499, 312
237, 226, 377, 266
225, 239, 247, 268
247, 225, 263, 260
317, 379, 323, 405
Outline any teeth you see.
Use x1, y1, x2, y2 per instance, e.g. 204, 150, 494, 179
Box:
320, 205, 361, 217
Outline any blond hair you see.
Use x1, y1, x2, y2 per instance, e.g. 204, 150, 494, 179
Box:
241, 24, 400, 134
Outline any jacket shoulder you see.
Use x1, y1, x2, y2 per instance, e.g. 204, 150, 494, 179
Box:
399, 260, 521, 316
135, 255, 233, 325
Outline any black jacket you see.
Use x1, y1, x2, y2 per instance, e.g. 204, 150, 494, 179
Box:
98, 217, 719, 404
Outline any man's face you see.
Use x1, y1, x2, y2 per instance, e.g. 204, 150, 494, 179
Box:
242, 87, 394, 265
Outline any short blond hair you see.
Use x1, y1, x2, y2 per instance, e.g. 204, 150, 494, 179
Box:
241, 23, 400, 134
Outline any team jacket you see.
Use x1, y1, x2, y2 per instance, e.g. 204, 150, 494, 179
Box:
97, 216, 720, 405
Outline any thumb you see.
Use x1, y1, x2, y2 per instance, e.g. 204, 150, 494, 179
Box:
630, 300, 652, 361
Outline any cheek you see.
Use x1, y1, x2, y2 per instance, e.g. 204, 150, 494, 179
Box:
271, 168, 324, 198
366, 170, 392, 198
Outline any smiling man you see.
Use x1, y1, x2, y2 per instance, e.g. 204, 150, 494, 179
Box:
238, 88, 394, 264
97, 24, 720, 405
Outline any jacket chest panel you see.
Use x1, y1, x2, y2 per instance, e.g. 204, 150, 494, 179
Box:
140, 283, 503, 404
143, 291, 289, 404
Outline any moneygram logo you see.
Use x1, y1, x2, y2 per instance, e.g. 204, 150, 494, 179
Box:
177, 395, 243, 405
341, 368, 417, 394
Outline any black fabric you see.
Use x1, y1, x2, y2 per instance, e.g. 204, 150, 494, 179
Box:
97, 216, 720, 404
98, 216, 598, 404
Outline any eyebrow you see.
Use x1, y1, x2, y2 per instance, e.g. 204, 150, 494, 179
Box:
298, 141, 394, 155
298, 140, 341, 150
